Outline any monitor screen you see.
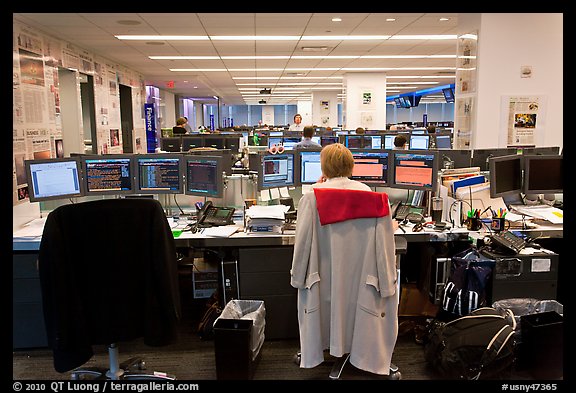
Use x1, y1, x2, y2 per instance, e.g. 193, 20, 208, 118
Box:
392, 151, 438, 191
25, 157, 85, 202
268, 137, 283, 149
434, 135, 452, 149
224, 135, 241, 152
160, 137, 181, 152
298, 149, 323, 185
489, 155, 523, 198
184, 155, 223, 198
472, 148, 518, 171
366, 135, 382, 149
257, 152, 295, 190
321, 136, 339, 147
384, 134, 396, 150
345, 135, 364, 149
311, 136, 321, 145
442, 88, 455, 103
350, 150, 391, 186
393, 98, 402, 108
522, 154, 563, 194
269, 131, 283, 137
409, 135, 430, 150
83, 155, 134, 195
181, 136, 203, 151
282, 137, 301, 150
134, 154, 183, 194
411, 128, 426, 135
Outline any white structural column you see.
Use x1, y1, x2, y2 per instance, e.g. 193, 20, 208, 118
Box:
343, 73, 387, 130
456, 13, 563, 150
296, 101, 312, 127
311, 90, 339, 128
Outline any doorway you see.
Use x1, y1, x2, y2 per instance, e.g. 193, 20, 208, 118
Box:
119, 84, 134, 153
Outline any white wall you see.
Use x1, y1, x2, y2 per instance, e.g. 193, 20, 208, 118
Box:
296, 101, 312, 126
311, 91, 339, 128
475, 13, 563, 149
344, 72, 387, 130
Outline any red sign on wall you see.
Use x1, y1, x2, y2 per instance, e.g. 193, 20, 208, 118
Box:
166, 81, 175, 88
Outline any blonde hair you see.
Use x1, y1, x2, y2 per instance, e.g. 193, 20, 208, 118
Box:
321, 143, 354, 178
176, 117, 187, 126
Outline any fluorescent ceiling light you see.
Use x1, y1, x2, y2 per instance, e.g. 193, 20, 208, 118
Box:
389, 35, 457, 40
151, 54, 455, 60
170, 67, 456, 72
232, 76, 343, 80
117, 34, 456, 41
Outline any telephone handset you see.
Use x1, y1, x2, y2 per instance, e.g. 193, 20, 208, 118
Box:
196, 201, 235, 228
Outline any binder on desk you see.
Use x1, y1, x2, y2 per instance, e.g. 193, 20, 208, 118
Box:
455, 182, 507, 220
451, 175, 486, 195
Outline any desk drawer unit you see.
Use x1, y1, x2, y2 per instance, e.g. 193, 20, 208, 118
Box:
13, 252, 48, 349
238, 247, 298, 340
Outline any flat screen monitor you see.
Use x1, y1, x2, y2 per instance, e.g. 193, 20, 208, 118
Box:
391, 150, 438, 191
351, 150, 391, 187
321, 136, 339, 147
409, 135, 430, 150
383, 134, 396, 150
268, 137, 283, 149
519, 146, 561, 156
434, 135, 452, 149
224, 136, 241, 152
181, 136, 203, 151
186, 149, 233, 175
83, 155, 134, 195
257, 151, 295, 190
203, 136, 226, 149
489, 155, 523, 198
344, 135, 365, 149
134, 154, 184, 194
297, 149, 323, 185
25, 157, 85, 202
411, 128, 426, 135
439, 149, 472, 169
184, 155, 223, 198
472, 148, 517, 171
366, 135, 382, 149
160, 137, 181, 152
311, 136, 321, 145
442, 87, 455, 103
522, 154, 563, 194
282, 137, 301, 150
269, 131, 283, 137
393, 98, 402, 108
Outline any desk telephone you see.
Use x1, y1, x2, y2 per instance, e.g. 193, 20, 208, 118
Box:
196, 201, 235, 228
391, 201, 424, 222
489, 231, 527, 255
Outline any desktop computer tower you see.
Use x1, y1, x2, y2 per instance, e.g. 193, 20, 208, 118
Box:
220, 259, 240, 306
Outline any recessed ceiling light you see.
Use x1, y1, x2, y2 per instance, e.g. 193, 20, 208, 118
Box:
117, 20, 141, 25
386, 18, 396, 22
301, 46, 329, 52
439, 17, 450, 21
332, 17, 342, 22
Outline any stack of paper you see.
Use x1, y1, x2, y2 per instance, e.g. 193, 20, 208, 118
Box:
245, 205, 289, 233
510, 205, 563, 224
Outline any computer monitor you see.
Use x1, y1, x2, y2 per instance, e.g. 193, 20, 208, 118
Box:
160, 137, 182, 152
488, 155, 523, 198
297, 149, 323, 185
383, 134, 396, 150
184, 155, 224, 198
411, 128, 426, 135
269, 131, 283, 137
408, 135, 430, 150
224, 135, 242, 152
82, 155, 135, 195
344, 135, 365, 149
203, 136, 226, 149
442, 87, 455, 103
24, 157, 85, 202
519, 146, 561, 156
186, 149, 233, 176
181, 136, 204, 151
522, 154, 563, 194
472, 148, 518, 171
311, 136, 321, 145
434, 135, 452, 149
439, 149, 472, 169
391, 150, 439, 191
320, 136, 339, 147
268, 137, 283, 149
257, 151, 296, 190
134, 154, 184, 194
365, 135, 382, 149
282, 137, 301, 150
350, 150, 391, 187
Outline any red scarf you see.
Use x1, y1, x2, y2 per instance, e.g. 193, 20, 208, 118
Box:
313, 188, 390, 225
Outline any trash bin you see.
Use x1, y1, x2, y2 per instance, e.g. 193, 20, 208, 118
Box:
213, 299, 266, 380
493, 298, 563, 377
521, 311, 563, 379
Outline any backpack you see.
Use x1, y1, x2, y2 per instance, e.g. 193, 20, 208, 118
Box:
424, 307, 516, 380
441, 247, 495, 317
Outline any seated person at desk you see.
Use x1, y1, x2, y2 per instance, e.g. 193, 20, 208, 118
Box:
172, 117, 188, 135
295, 126, 322, 149
291, 143, 399, 375
393, 134, 408, 150
289, 113, 304, 131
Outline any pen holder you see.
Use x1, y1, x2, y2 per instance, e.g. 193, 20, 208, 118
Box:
491, 217, 509, 232
466, 217, 482, 231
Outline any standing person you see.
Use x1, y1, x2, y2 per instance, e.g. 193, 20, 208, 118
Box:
172, 117, 187, 135
393, 134, 408, 150
289, 114, 304, 131
295, 126, 322, 149
183, 117, 193, 134
290, 142, 399, 376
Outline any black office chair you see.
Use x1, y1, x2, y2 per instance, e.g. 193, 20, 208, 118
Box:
291, 188, 401, 380
38, 199, 181, 380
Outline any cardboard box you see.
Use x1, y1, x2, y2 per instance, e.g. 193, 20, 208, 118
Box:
399, 283, 438, 317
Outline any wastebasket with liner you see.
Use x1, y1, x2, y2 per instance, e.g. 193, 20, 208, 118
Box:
213, 299, 266, 379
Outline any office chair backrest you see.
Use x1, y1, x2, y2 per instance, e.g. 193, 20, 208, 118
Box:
38, 198, 181, 373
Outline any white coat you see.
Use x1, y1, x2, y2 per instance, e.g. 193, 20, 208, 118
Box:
290, 177, 399, 375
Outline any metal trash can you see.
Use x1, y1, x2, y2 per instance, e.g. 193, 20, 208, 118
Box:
213, 300, 266, 380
